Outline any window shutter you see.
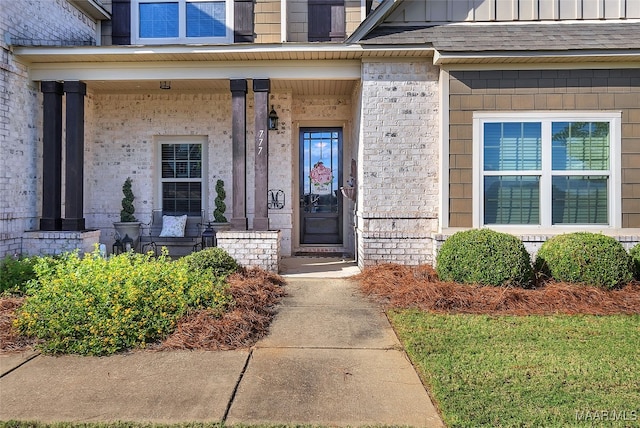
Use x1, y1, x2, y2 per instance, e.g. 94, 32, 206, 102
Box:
234, 0, 254, 43
112, 0, 131, 45
308, 0, 345, 42
329, 2, 346, 40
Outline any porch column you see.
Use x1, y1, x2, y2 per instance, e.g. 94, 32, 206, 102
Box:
230, 79, 248, 230
62, 81, 86, 231
40, 81, 64, 231
253, 79, 270, 231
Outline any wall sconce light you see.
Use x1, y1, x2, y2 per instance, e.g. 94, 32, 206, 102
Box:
268, 105, 279, 130
159, 81, 171, 90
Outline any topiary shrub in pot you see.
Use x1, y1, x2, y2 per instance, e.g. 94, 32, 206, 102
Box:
534, 232, 633, 289
113, 177, 141, 243
436, 229, 533, 287
120, 177, 138, 223
211, 179, 231, 232
214, 179, 228, 223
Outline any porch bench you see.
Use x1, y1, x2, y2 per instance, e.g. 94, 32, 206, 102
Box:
140, 211, 203, 257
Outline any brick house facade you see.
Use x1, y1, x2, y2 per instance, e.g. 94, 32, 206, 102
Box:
2, 0, 639, 270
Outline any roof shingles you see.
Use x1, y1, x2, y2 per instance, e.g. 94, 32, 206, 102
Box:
360, 22, 640, 52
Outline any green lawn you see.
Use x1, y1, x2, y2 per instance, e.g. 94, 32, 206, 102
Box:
388, 311, 640, 428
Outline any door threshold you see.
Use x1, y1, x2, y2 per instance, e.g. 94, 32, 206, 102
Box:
293, 246, 352, 258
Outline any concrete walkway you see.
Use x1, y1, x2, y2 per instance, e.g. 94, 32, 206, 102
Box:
0, 257, 444, 427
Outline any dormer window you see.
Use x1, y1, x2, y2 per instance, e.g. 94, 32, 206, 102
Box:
132, 0, 233, 44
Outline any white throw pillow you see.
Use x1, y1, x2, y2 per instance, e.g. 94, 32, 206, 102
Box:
159, 215, 188, 238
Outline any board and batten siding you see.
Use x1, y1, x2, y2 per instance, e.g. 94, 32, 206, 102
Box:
386, 0, 640, 23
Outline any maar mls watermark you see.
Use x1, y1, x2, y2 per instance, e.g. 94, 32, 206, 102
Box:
575, 410, 638, 422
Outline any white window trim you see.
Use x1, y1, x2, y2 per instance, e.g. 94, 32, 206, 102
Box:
155, 136, 208, 216
131, 0, 233, 45
472, 111, 621, 230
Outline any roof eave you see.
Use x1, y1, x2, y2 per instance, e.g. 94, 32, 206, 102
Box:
69, 0, 111, 20
13, 43, 436, 64
434, 49, 640, 65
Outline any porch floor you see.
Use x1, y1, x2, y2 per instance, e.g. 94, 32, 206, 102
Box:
279, 256, 360, 278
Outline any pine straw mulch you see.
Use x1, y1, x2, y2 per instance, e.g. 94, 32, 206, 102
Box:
0, 267, 286, 354
152, 267, 286, 351
0, 297, 39, 353
355, 264, 640, 315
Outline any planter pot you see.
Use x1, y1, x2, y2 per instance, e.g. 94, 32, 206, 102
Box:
211, 222, 231, 233
340, 186, 356, 201
113, 221, 142, 242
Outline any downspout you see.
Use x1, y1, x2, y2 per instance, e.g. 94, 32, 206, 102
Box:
281, 0, 287, 42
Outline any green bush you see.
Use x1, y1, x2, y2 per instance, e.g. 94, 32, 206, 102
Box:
436, 229, 533, 287
14, 250, 231, 355
534, 233, 632, 289
630, 244, 640, 280
183, 247, 239, 278
0, 255, 38, 294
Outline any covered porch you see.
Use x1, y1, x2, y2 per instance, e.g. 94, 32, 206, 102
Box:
13, 44, 376, 269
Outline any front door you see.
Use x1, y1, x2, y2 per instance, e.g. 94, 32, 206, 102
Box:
300, 128, 342, 244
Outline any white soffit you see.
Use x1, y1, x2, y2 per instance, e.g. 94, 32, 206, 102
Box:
27, 60, 363, 81
13, 43, 432, 63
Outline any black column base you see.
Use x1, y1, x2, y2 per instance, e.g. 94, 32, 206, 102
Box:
40, 218, 62, 231
62, 218, 86, 231
253, 218, 269, 231
231, 217, 248, 230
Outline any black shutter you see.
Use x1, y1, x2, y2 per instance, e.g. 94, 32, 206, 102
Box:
308, 0, 344, 42
234, 0, 255, 43
112, 0, 131, 45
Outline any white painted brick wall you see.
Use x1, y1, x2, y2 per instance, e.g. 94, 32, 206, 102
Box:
86, 91, 294, 256
216, 230, 281, 272
22, 230, 101, 257
1, 0, 97, 49
0, 59, 40, 257
1, 0, 97, 257
356, 60, 440, 267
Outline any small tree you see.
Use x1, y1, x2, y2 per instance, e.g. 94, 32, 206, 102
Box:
120, 177, 138, 222
214, 179, 227, 223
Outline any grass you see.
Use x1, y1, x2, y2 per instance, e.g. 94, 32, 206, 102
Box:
388, 310, 640, 428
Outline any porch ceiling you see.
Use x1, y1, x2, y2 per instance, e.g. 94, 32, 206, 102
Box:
85, 78, 359, 95
14, 44, 433, 92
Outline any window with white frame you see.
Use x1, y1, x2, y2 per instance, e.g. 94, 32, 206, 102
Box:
473, 112, 621, 228
157, 138, 207, 216
132, 0, 233, 44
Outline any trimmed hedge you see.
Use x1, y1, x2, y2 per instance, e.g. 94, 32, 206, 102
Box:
534, 232, 632, 289
436, 229, 533, 287
631, 244, 640, 280
183, 247, 239, 278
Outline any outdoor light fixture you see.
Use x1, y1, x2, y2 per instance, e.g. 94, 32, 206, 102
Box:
159, 81, 171, 90
268, 105, 279, 130
201, 222, 217, 248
